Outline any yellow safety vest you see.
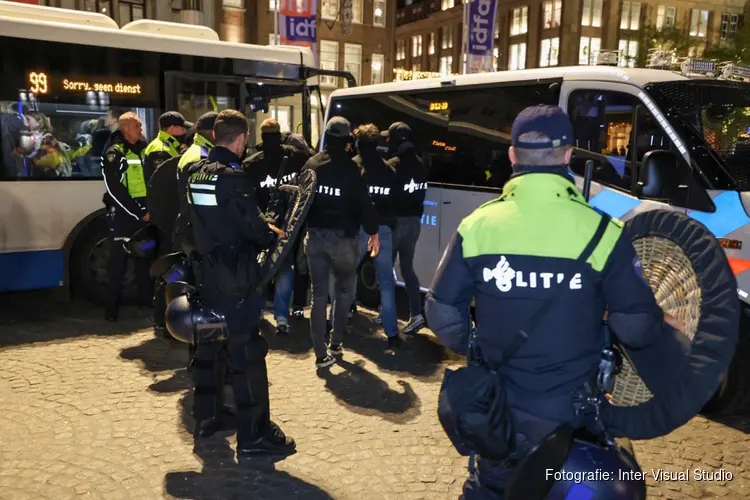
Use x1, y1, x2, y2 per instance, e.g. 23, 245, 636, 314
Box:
114, 145, 147, 198
178, 134, 214, 171
144, 130, 181, 159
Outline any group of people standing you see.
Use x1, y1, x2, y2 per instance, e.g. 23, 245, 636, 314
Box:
99, 106, 429, 457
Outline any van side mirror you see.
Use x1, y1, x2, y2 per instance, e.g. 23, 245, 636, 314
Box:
636, 150, 687, 201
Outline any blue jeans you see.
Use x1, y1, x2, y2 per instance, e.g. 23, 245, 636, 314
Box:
355, 225, 398, 337
273, 262, 294, 322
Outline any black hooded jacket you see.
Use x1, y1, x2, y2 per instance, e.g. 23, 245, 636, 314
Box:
387, 141, 427, 218
354, 147, 396, 228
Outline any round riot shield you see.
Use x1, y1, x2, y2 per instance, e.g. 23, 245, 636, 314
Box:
604, 209, 740, 439
256, 168, 317, 288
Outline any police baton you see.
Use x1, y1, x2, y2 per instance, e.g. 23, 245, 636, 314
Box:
582, 159, 594, 202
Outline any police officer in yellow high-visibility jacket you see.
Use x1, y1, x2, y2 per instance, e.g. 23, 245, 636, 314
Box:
102, 112, 153, 322
144, 111, 186, 178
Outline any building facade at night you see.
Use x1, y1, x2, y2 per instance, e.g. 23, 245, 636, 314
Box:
395, 0, 747, 77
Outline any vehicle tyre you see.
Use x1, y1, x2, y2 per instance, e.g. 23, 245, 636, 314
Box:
701, 306, 750, 416
356, 256, 380, 309
69, 217, 137, 305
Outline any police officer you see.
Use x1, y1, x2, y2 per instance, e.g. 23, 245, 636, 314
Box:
186, 109, 295, 456
425, 105, 670, 498
301, 117, 380, 368
144, 111, 186, 178
172, 112, 217, 253
102, 112, 152, 322
351, 124, 401, 348
386, 122, 428, 335
243, 118, 311, 335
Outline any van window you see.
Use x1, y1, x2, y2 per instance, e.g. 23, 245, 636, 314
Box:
568, 89, 673, 192
327, 80, 560, 190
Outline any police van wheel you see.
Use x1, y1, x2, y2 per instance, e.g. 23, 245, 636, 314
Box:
70, 222, 137, 305
701, 307, 750, 416
356, 257, 381, 309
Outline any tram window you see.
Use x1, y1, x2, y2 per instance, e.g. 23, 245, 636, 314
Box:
328, 81, 558, 189
0, 101, 159, 180
568, 89, 671, 192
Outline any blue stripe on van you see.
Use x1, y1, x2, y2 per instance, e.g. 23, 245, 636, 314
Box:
688, 191, 750, 238
588, 189, 642, 219
0, 249, 64, 293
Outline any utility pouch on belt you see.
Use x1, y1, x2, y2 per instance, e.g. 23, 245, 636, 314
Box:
203, 246, 260, 303
438, 212, 612, 462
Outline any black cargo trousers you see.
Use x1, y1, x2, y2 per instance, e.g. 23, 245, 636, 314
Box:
192, 264, 271, 446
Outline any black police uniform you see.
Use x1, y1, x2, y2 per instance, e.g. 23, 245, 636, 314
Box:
102, 130, 152, 320
425, 106, 665, 498
186, 145, 294, 455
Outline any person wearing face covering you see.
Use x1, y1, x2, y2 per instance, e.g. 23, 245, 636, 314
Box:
243, 119, 311, 334
385, 122, 428, 335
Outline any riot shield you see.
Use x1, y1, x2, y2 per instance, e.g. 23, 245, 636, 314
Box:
256, 168, 317, 288
604, 209, 740, 439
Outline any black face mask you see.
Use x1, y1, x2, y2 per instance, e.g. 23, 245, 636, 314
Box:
262, 132, 282, 151
173, 134, 186, 144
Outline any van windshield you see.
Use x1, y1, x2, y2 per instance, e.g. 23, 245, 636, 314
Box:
646, 80, 750, 190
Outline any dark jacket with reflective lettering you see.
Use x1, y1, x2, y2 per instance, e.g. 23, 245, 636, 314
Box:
425, 173, 664, 422
354, 149, 397, 229
302, 148, 379, 237
186, 146, 275, 257
243, 143, 310, 213
388, 143, 427, 218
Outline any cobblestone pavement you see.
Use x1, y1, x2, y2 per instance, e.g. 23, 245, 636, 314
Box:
0, 291, 749, 499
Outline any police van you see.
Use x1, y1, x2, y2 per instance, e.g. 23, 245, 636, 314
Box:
325, 54, 750, 414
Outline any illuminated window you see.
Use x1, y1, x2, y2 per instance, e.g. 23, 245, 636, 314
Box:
510, 7, 528, 36
618, 39, 638, 67
509, 43, 527, 70
396, 39, 406, 60
84, 0, 112, 17
320, 40, 340, 86
411, 35, 423, 58
720, 13, 738, 40
412, 63, 422, 72
493, 47, 499, 70
269, 33, 280, 45
579, 37, 600, 65
374, 0, 386, 27
540, 38, 559, 67
689, 9, 709, 37
224, 0, 245, 7
118, 0, 144, 25
344, 43, 362, 87
269, 105, 292, 132
581, 0, 602, 27
620, 1, 641, 31
441, 0, 455, 10
542, 0, 561, 29
656, 6, 676, 30
371, 53, 385, 84
321, 0, 339, 21
442, 25, 454, 49
429, 33, 436, 55
440, 55, 453, 76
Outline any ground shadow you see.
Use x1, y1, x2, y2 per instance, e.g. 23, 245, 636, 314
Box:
259, 316, 314, 359
119, 335, 191, 373
164, 390, 333, 499
318, 357, 421, 423
0, 290, 151, 348
710, 415, 750, 434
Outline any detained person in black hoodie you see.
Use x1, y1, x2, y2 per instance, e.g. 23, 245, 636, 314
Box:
301, 117, 380, 369
351, 124, 401, 350
385, 122, 428, 335
243, 119, 312, 334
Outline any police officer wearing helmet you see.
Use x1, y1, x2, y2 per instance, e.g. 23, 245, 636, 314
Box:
102, 112, 152, 322
186, 109, 295, 456
425, 105, 672, 498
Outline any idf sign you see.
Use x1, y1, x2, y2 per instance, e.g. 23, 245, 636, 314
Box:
464, 0, 498, 74
279, 0, 319, 61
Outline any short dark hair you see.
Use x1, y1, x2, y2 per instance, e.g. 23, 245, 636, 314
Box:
213, 109, 248, 145
107, 108, 127, 120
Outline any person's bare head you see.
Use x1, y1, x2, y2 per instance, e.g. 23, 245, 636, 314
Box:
354, 124, 380, 151
509, 132, 572, 166
118, 112, 142, 145
260, 118, 281, 134
213, 109, 249, 156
